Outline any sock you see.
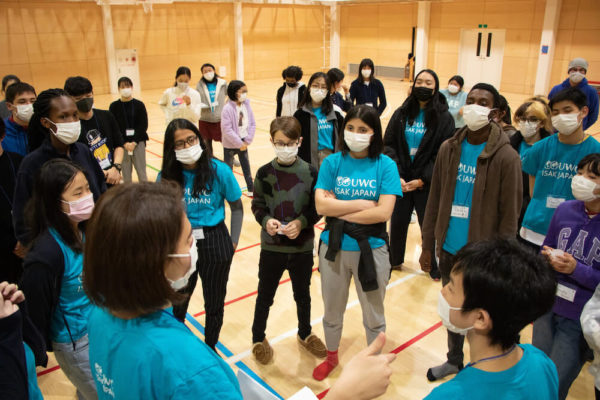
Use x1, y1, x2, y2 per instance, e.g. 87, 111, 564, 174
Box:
426, 361, 463, 382
313, 350, 339, 381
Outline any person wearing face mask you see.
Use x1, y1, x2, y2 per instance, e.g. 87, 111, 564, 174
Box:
530, 153, 600, 400
20, 159, 98, 400
384, 69, 454, 280
158, 119, 243, 350
327, 68, 352, 113
424, 239, 558, 400
64, 76, 125, 186
420, 83, 523, 382
510, 98, 553, 227
440, 75, 467, 129
0, 74, 20, 120
13, 89, 106, 251
159, 66, 202, 126
109, 77, 149, 183
549, 58, 598, 131
250, 117, 326, 364
520, 88, 600, 253
3, 82, 36, 156
349, 58, 387, 116
196, 63, 228, 154
276, 65, 306, 117
312, 105, 403, 381
221, 80, 256, 196
294, 72, 344, 170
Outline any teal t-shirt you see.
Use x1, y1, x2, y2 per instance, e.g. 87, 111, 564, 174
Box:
440, 89, 467, 128
518, 140, 532, 159
315, 152, 403, 251
405, 109, 426, 161
88, 307, 242, 400
314, 107, 334, 151
24, 343, 43, 400
207, 82, 217, 103
158, 159, 242, 228
522, 134, 600, 236
424, 344, 558, 400
443, 140, 486, 255
49, 229, 93, 343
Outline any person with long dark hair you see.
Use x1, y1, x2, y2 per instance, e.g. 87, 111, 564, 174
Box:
439, 75, 467, 129
20, 159, 98, 400
158, 66, 201, 125
384, 69, 454, 279
276, 65, 306, 117
294, 72, 344, 170
196, 63, 228, 153
349, 58, 387, 116
158, 118, 243, 350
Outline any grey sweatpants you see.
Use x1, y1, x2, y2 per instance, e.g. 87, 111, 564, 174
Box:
122, 141, 148, 183
319, 243, 391, 350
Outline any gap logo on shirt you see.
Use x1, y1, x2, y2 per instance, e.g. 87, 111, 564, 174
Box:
557, 227, 600, 266
184, 187, 211, 205
542, 160, 578, 180
94, 363, 115, 398
335, 176, 377, 198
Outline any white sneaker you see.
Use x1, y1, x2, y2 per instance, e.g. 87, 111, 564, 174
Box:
410, 210, 417, 224
233, 158, 241, 167
246, 191, 253, 198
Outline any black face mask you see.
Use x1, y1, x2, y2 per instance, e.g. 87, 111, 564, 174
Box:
286, 82, 297, 88
76, 97, 94, 113
413, 86, 434, 102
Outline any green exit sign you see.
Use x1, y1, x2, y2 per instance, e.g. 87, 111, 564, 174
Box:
478, 24, 488, 28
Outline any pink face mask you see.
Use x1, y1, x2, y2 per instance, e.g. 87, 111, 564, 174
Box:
62, 193, 95, 222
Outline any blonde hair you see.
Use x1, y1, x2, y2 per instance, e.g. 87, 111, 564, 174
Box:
514, 97, 553, 133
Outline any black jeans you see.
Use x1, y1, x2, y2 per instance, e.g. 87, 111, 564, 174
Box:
439, 249, 464, 366
172, 222, 234, 349
252, 250, 314, 343
224, 148, 254, 192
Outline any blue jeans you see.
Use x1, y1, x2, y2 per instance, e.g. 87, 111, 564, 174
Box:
532, 312, 591, 400
52, 334, 98, 400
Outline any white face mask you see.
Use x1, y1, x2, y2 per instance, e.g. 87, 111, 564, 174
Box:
238, 92, 248, 102
274, 144, 298, 164
46, 119, 81, 145
167, 238, 198, 290
16, 104, 34, 122
203, 72, 215, 81
120, 88, 132, 98
520, 121, 539, 139
447, 84, 460, 95
361, 69, 372, 79
571, 175, 599, 202
175, 143, 203, 165
569, 72, 585, 84
177, 82, 189, 91
310, 88, 327, 103
437, 292, 473, 336
344, 130, 373, 152
463, 104, 492, 131
552, 113, 581, 136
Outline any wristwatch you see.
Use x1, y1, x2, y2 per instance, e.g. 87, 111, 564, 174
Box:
113, 163, 122, 172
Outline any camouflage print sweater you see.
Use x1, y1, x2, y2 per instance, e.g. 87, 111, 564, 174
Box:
251, 157, 320, 253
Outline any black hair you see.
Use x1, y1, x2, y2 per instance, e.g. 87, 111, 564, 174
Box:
327, 68, 345, 85
160, 118, 216, 197
117, 77, 133, 87
299, 72, 333, 115
470, 83, 501, 109
549, 87, 588, 110
339, 105, 384, 159
227, 80, 246, 102
26, 159, 88, 252
452, 239, 556, 350
64, 76, 93, 97
5, 82, 36, 104
400, 69, 448, 128
448, 75, 464, 89
578, 153, 600, 176
2, 74, 19, 92
357, 58, 375, 83
498, 95, 512, 124
0, 117, 5, 140
201, 63, 218, 83
174, 66, 192, 87
282, 66, 303, 81
28, 88, 73, 152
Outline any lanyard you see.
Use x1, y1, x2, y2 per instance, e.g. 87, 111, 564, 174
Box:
466, 344, 517, 368
120, 100, 135, 130
0, 154, 15, 207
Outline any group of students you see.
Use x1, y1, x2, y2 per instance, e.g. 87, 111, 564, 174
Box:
1, 55, 600, 400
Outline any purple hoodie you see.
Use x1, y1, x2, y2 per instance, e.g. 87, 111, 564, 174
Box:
220, 99, 256, 149
543, 200, 600, 320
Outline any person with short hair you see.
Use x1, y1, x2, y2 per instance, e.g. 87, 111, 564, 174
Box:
159, 66, 202, 126
349, 58, 387, 116
108, 77, 149, 183
439, 75, 467, 129
549, 58, 599, 130
0, 74, 20, 120
250, 116, 326, 364
424, 239, 558, 399
64, 76, 124, 186
196, 63, 228, 153
3, 82, 36, 156
20, 159, 98, 400
327, 68, 352, 113
276, 65, 306, 117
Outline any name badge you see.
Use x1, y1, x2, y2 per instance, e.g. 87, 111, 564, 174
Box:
410, 148, 418, 156
556, 283, 576, 302
451, 205, 469, 219
365, 102, 374, 107
192, 228, 205, 240
100, 158, 112, 170
277, 222, 288, 235
546, 196, 566, 209
126, 129, 135, 137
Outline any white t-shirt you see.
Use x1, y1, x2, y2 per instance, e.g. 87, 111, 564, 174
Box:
237, 103, 249, 139
158, 86, 202, 125
281, 83, 303, 117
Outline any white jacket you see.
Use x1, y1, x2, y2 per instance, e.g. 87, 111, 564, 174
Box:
158, 86, 202, 125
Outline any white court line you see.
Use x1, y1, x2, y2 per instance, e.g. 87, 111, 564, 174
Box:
225, 270, 422, 365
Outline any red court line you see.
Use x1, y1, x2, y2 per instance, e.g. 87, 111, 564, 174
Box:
146, 149, 163, 159
236, 242, 261, 253
37, 365, 61, 377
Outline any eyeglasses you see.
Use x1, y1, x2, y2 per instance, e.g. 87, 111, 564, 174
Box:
174, 135, 199, 150
273, 141, 299, 150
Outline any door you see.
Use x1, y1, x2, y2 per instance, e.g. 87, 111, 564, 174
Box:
458, 29, 505, 89
115, 49, 141, 94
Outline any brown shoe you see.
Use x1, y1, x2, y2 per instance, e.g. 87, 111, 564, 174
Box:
252, 339, 273, 365
298, 334, 327, 358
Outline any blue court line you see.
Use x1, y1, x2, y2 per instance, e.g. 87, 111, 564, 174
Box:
186, 313, 284, 400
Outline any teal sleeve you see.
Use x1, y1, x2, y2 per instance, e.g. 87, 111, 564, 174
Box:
315, 155, 335, 191
521, 140, 543, 176
156, 171, 162, 182
380, 155, 403, 196
219, 162, 243, 201
172, 364, 242, 400
423, 381, 464, 399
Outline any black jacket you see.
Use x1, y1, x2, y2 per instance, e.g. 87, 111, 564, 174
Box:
0, 151, 22, 257
383, 107, 455, 187
294, 106, 344, 170
109, 98, 150, 143
349, 78, 387, 116
276, 84, 306, 117
332, 91, 352, 112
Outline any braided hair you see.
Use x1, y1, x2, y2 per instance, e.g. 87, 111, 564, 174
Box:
28, 88, 71, 152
